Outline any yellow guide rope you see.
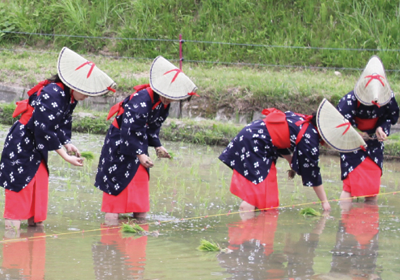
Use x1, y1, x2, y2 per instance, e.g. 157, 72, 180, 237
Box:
0, 191, 397, 244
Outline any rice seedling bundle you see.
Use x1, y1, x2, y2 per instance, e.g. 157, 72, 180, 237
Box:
299, 207, 321, 217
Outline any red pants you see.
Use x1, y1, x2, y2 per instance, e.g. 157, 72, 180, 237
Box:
4, 161, 48, 223
343, 157, 381, 197
230, 162, 279, 210
102, 165, 149, 213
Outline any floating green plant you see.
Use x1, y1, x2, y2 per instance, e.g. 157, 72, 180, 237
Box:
300, 207, 321, 217
197, 239, 232, 253
197, 239, 220, 252
80, 151, 95, 160
121, 223, 145, 234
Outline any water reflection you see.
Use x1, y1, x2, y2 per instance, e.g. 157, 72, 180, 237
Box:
218, 210, 328, 279
327, 203, 381, 280
92, 223, 148, 279
284, 214, 327, 278
218, 210, 283, 279
1, 227, 46, 280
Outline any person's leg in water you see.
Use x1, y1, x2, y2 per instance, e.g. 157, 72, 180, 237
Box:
239, 200, 255, 212
105, 213, 119, 220
28, 217, 44, 227
5, 219, 21, 230
364, 195, 378, 204
340, 190, 352, 202
133, 212, 147, 224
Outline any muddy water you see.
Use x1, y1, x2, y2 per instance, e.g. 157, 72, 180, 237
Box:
0, 125, 399, 279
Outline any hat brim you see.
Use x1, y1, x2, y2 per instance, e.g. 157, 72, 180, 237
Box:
317, 98, 367, 152
149, 56, 197, 100
57, 47, 116, 96
354, 55, 392, 106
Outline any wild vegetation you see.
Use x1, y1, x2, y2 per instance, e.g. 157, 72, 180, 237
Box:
1, 0, 400, 69
1, 0, 400, 111
1, 0, 400, 155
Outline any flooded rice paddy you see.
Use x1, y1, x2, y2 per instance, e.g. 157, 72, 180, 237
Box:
0, 124, 399, 279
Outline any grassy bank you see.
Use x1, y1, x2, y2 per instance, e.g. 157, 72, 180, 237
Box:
1, 103, 400, 159
1, 0, 400, 70
0, 102, 243, 146
1, 48, 400, 116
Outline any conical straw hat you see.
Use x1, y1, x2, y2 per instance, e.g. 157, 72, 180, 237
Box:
57, 47, 116, 96
149, 56, 198, 100
316, 98, 367, 152
354, 55, 392, 106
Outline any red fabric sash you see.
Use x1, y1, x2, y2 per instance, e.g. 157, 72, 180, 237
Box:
294, 114, 313, 145
354, 116, 378, 131
262, 108, 313, 148
107, 84, 153, 129
13, 81, 64, 125
262, 108, 291, 149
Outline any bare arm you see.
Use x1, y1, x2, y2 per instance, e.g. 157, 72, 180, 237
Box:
282, 153, 296, 179
313, 184, 331, 211
281, 154, 292, 165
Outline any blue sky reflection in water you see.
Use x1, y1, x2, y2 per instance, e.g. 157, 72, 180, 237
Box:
0, 126, 399, 279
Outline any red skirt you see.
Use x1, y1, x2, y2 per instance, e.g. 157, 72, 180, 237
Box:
101, 165, 149, 213
343, 157, 381, 197
230, 162, 279, 210
4, 161, 48, 223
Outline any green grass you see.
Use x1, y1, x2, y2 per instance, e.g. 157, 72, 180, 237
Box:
1, 100, 400, 159
2, 0, 400, 70
2, 47, 400, 115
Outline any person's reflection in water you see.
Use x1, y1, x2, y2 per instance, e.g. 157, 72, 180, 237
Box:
92, 223, 149, 279
328, 202, 381, 280
2, 226, 46, 280
218, 210, 329, 279
218, 210, 286, 279
284, 214, 328, 279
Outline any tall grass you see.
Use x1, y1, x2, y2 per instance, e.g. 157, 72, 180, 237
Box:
1, 0, 400, 69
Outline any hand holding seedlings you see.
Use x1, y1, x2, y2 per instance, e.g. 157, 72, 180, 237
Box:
137, 154, 154, 168
155, 146, 171, 159
287, 169, 296, 179
68, 155, 84, 166
64, 143, 81, 157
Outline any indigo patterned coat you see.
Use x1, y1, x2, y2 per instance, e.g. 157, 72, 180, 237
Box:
337, 91, 399, 180
95, 86, 169, 196
219, 112, 323, 187
0, 83, 76, 192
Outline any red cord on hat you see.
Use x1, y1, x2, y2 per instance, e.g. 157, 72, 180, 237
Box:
371, 100, 381, 108
107, 87, 116, 93
336, 122, 351, 135
75, 61, 96, 78
163, 69, 183, 83
188, 92, 199, 97
364, 74, 385, 88
360, 145, 366, 151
